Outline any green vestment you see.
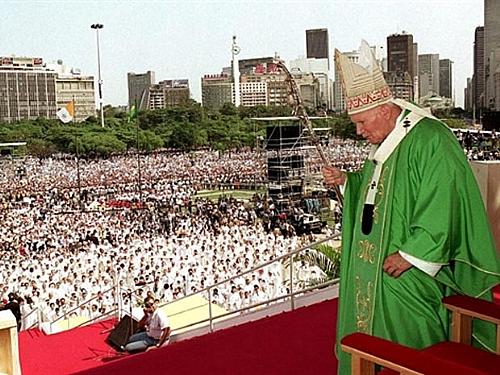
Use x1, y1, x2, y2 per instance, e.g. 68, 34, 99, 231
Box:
336, 112, 500, 375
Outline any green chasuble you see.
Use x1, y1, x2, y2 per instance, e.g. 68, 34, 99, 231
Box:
336, 110, 500, 375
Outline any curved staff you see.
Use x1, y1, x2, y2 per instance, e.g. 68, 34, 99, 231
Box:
274, 60, 343, 208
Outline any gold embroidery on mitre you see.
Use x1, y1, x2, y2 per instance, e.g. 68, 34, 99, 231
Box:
347, 87, 392, 111
355, 277, 373, 333
358, 240, 376, 264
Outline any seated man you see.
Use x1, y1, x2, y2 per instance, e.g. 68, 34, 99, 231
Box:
124, 297, 171, 353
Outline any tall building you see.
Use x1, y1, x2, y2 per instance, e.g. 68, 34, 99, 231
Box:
0, 56, 57, 123
473, 26, 485, 109
384, 71, 414, 101
387, 33, 415, 80
465, 77, 473, 112
127, 71, 155, 110
147, 79, 190, 109
201, 73, 233, 109
413, 43, 419, 79
439, 59, 453, 99
418, 53, 440, 99
290, 57, 332, 109
48, 61, 95, 122
202, 59, 291, 109
306, 29, 329, 61
484, 0, 500, 110
413, 43, 419, 100
291, 71, 320, 109
239, 80, 268, 107
239, 61, 288, 107
238, 57, 276, 75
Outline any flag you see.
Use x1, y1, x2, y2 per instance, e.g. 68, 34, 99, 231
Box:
57, 101, 75, 123
127, 104, 137, 123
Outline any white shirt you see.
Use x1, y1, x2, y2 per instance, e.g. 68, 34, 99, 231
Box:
147, 309, 169, 340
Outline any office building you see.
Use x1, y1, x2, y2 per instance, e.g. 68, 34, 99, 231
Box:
239, 61, 288, 107
484, 0, 500, 110
201, 73, 233, 109
147, 79, 190, 109
48, 60, 95, 122
239, 59, 290, 107
387, 33, 415, 80
291, 71, 320, 109
439, 59, 453, 99
418, 53, 440, 99
465, 77, 473, 112
413, 43, 418, 79
127, 71, 155, 110
239, 80, 268, 107
384, 71, 414, 101
474, 26, 485, 109
306, 29, 329, 60
290, 57, 332, 109
238, 57, 276, 75
0, 56, 57, 123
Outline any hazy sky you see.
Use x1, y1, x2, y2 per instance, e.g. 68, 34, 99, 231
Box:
2, 0, 484, 107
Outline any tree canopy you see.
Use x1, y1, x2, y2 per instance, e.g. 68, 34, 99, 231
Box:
0, 102, 359, 157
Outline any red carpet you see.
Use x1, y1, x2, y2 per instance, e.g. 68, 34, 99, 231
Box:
19, 319, 120, 375
20, 299, 338, 375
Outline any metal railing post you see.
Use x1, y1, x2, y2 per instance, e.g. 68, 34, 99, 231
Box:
208, 286, 213, 332
290, 252, 295, 310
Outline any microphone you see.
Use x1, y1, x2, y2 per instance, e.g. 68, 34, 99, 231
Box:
361, 204, 374, 235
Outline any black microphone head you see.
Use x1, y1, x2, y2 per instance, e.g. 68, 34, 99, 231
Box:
361, 204, 374, 235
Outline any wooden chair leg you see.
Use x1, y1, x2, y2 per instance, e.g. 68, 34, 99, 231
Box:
450, 311, 472, 345
496, 325, 500, 355
351, 354, 376, 375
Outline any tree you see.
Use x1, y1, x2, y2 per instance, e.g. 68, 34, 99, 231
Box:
78, 132, 127, 157
300, 243, 341, 284
330, 113, 359, 139
220, 102, 238, 116
27, 139, 57, 158
443, 118, 468, 129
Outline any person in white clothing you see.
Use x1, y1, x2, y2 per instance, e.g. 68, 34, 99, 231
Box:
124, 297, 171, 353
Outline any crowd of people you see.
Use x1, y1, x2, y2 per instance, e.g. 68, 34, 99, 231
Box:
0, 131, 497, 331
454, 129, 499, 160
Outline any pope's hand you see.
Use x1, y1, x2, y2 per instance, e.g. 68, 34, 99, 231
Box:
383, 252, 412, 278
322, 166, 346, 186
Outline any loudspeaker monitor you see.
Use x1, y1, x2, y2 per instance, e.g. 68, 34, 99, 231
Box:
107, 315, 139, 350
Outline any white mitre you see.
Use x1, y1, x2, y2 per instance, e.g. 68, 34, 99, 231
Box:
335, 40, 393, 115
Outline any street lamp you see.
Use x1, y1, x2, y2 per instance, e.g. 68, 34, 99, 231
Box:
91, 23, 104, 127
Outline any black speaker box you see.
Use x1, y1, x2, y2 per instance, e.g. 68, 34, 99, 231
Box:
265, 125, 303, 150
482, 111, 500, 131
107, 315, 139, 350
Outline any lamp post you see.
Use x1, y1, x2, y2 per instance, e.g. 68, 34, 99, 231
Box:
91, 23, 104, 127
231, 35, 241, 107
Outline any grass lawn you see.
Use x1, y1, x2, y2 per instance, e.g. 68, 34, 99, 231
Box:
194, 189, 265, 201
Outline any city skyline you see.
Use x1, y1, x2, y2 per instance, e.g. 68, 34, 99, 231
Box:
2, 0, 483, 108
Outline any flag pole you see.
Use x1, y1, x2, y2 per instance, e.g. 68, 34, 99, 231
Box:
72, 95, 76, 123
135, 96, 143, 203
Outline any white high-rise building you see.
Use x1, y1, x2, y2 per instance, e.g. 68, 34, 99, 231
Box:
0, 56, 57, 123
48, 60, 96, 122
418, 53, 440, 99
290, 57, 332, 110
